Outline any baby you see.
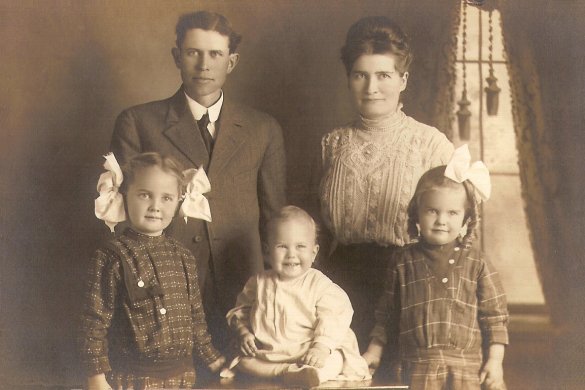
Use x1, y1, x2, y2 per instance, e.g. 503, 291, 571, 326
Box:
226, 206, 370, 388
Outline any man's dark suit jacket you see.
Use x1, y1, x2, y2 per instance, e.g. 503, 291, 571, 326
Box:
111, 88, 286, 346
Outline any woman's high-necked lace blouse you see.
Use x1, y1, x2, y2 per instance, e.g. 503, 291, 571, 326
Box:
320, 108, 453, 247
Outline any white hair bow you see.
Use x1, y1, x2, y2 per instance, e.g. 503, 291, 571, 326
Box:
95, 153, 126, 232
444, 144, 491, 202
180, 168, 212, 223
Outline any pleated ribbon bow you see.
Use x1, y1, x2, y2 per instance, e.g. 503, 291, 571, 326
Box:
180, 168, 212, 223
95, 153, 126, 232
444, 144, 492, 202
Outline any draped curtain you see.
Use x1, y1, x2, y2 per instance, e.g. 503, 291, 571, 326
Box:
500, 0, 585, 385
400, 1, 585, 383
389, 0, 461, 138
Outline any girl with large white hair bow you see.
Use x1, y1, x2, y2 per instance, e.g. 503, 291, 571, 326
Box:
364, 145, 509, 390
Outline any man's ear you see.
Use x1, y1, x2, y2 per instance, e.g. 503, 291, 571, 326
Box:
226, 53, 240, 74
171, 47, 181, 68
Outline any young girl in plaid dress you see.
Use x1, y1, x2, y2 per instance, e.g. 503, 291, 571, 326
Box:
363, 145, 508, 390
79, 152, 224, 389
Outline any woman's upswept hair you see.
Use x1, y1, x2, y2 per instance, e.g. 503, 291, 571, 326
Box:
406, 166, 480, 248
341, 16, 413, 75
119, 152, 185, 196
266, 205, 319, 244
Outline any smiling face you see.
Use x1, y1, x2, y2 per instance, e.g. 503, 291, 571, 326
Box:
172, 28, 239, 107
417, 187, 468, 246
125, 166, 181, 236
349, 53, 408, 120
266, 218, 319, 281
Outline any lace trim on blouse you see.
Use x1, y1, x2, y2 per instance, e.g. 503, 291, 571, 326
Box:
320, 110, 453, 247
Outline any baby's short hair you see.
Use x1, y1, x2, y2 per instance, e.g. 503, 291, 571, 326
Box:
266, 205, 319, 244
119, 152, 185, 195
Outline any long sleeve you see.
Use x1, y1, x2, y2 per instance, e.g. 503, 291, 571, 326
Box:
78, 248, 120, 376
257, 116, 287, 239
312, 281, 354, 350
111, 108, 142, 165
476, 257, 509, 345
422, 126, 454, 168
226, 275, 258, 336
182, 250, 222, 365
370, 260, 400, 347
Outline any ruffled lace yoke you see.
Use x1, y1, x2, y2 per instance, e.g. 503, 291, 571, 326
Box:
320, 109, 453, 247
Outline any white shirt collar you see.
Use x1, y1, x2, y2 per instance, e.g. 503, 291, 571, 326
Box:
184, 91, 223, 123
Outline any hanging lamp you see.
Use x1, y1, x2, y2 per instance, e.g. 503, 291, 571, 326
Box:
484, 9, 501, 116
456, 0, 472, 140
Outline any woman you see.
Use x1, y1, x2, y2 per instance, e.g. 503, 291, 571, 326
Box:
320, 16, 454, 351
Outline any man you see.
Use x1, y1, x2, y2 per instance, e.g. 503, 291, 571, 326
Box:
111, 11, 286, 352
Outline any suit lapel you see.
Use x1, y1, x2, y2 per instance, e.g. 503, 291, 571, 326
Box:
208, 100, 248, 178
163, 89, 210, 169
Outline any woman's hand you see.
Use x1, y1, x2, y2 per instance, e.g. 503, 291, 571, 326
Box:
86, 373, 112, 390
302, 342, 330, 368
208, 355, 226, 373
239, 332, 258, 356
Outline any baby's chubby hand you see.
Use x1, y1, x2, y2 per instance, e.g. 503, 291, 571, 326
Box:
240, 332, 258, 356
302, 342, 330, 368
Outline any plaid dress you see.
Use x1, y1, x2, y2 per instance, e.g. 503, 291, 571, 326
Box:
79, 229, 221, 388
371, 240, 509, 389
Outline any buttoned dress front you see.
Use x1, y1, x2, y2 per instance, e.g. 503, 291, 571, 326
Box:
371, 241, 509, 389
79, 229, 221, 388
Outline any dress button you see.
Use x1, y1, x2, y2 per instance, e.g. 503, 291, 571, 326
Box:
449, 259, 455, 265
137, 280, 145, 288
442, 277, 448, 283
160, 308, 167, 315
193, 235, 203, 243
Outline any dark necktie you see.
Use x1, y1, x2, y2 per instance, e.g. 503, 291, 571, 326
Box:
197, 112, 213, 154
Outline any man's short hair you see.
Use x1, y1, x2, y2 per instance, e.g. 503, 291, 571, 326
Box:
175, 10, 242, 53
